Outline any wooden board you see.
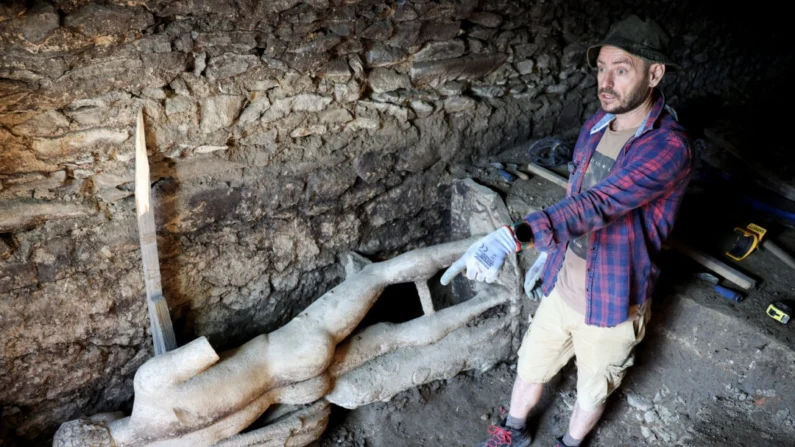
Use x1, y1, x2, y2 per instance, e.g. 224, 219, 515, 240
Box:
524, 163, 569, 189
667, 240, 756, 290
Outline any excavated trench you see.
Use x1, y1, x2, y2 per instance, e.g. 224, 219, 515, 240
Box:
2, 1, 794, 446
357, 282, 425, 328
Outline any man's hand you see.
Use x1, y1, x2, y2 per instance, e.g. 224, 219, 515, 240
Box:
440, 226, 522, 285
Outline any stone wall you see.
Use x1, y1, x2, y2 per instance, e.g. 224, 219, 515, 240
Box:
0, 0, 791, 444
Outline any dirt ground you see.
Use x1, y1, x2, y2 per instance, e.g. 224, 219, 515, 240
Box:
315, 154, 795, 447
315, 293, 795, 447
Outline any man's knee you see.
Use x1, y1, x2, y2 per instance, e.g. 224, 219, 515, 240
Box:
575, 386, 610, 411
516, 290, 575, 384
516, 346, 573, 385
575, 361, 632, 410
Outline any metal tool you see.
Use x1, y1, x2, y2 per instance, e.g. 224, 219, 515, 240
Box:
714, 284, 744, 302
488, 162, 518, 182
767, 302, 791, 324
526, 137, 573, 168
135, 108, 177, 355
505, 163, 529, 180
694, 272, 720, 284
695, 272, 744, 302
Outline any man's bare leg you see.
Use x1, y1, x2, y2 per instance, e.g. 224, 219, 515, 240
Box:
477, 375, 539, 446
508, 375, 544, 420
565, 401, 606, 443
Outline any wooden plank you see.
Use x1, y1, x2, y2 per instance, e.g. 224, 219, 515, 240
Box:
524, 163, 569, 189
763, 240, 795, 271
667, 240, 756, 290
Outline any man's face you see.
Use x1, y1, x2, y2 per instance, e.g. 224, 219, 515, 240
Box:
596, 46, 651, 114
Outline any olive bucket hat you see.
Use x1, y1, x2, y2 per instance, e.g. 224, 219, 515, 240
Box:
587, 15, 681, 71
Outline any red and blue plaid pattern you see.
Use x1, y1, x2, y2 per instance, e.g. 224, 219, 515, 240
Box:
524, 90, 693, 327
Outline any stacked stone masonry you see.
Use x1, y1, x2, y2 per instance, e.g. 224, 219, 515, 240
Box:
0, 0, 789, 444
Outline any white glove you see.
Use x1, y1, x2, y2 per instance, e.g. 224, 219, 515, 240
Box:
440, 226, 521, 285
524, 251, 548, 299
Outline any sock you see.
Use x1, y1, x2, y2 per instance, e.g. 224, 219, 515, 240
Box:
505, 415, 526, 430
562, 432, 582, 447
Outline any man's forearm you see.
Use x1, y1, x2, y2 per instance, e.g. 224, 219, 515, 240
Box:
523, 137, 691, 251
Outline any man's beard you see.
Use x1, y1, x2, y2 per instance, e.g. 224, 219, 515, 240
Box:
599, 81, 651, 114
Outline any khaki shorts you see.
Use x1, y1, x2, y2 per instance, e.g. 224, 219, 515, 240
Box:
517, 288, 651, 410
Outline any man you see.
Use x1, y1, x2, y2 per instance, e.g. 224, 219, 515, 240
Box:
441, 15, 692, 447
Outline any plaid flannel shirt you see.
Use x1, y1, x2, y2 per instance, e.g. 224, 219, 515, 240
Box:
524, 89, 692, 327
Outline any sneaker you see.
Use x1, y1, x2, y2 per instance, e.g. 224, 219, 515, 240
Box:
553, 436, 576, 447
477, 418, 532, 447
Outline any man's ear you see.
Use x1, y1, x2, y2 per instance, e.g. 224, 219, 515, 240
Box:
649, 63, 665, 87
